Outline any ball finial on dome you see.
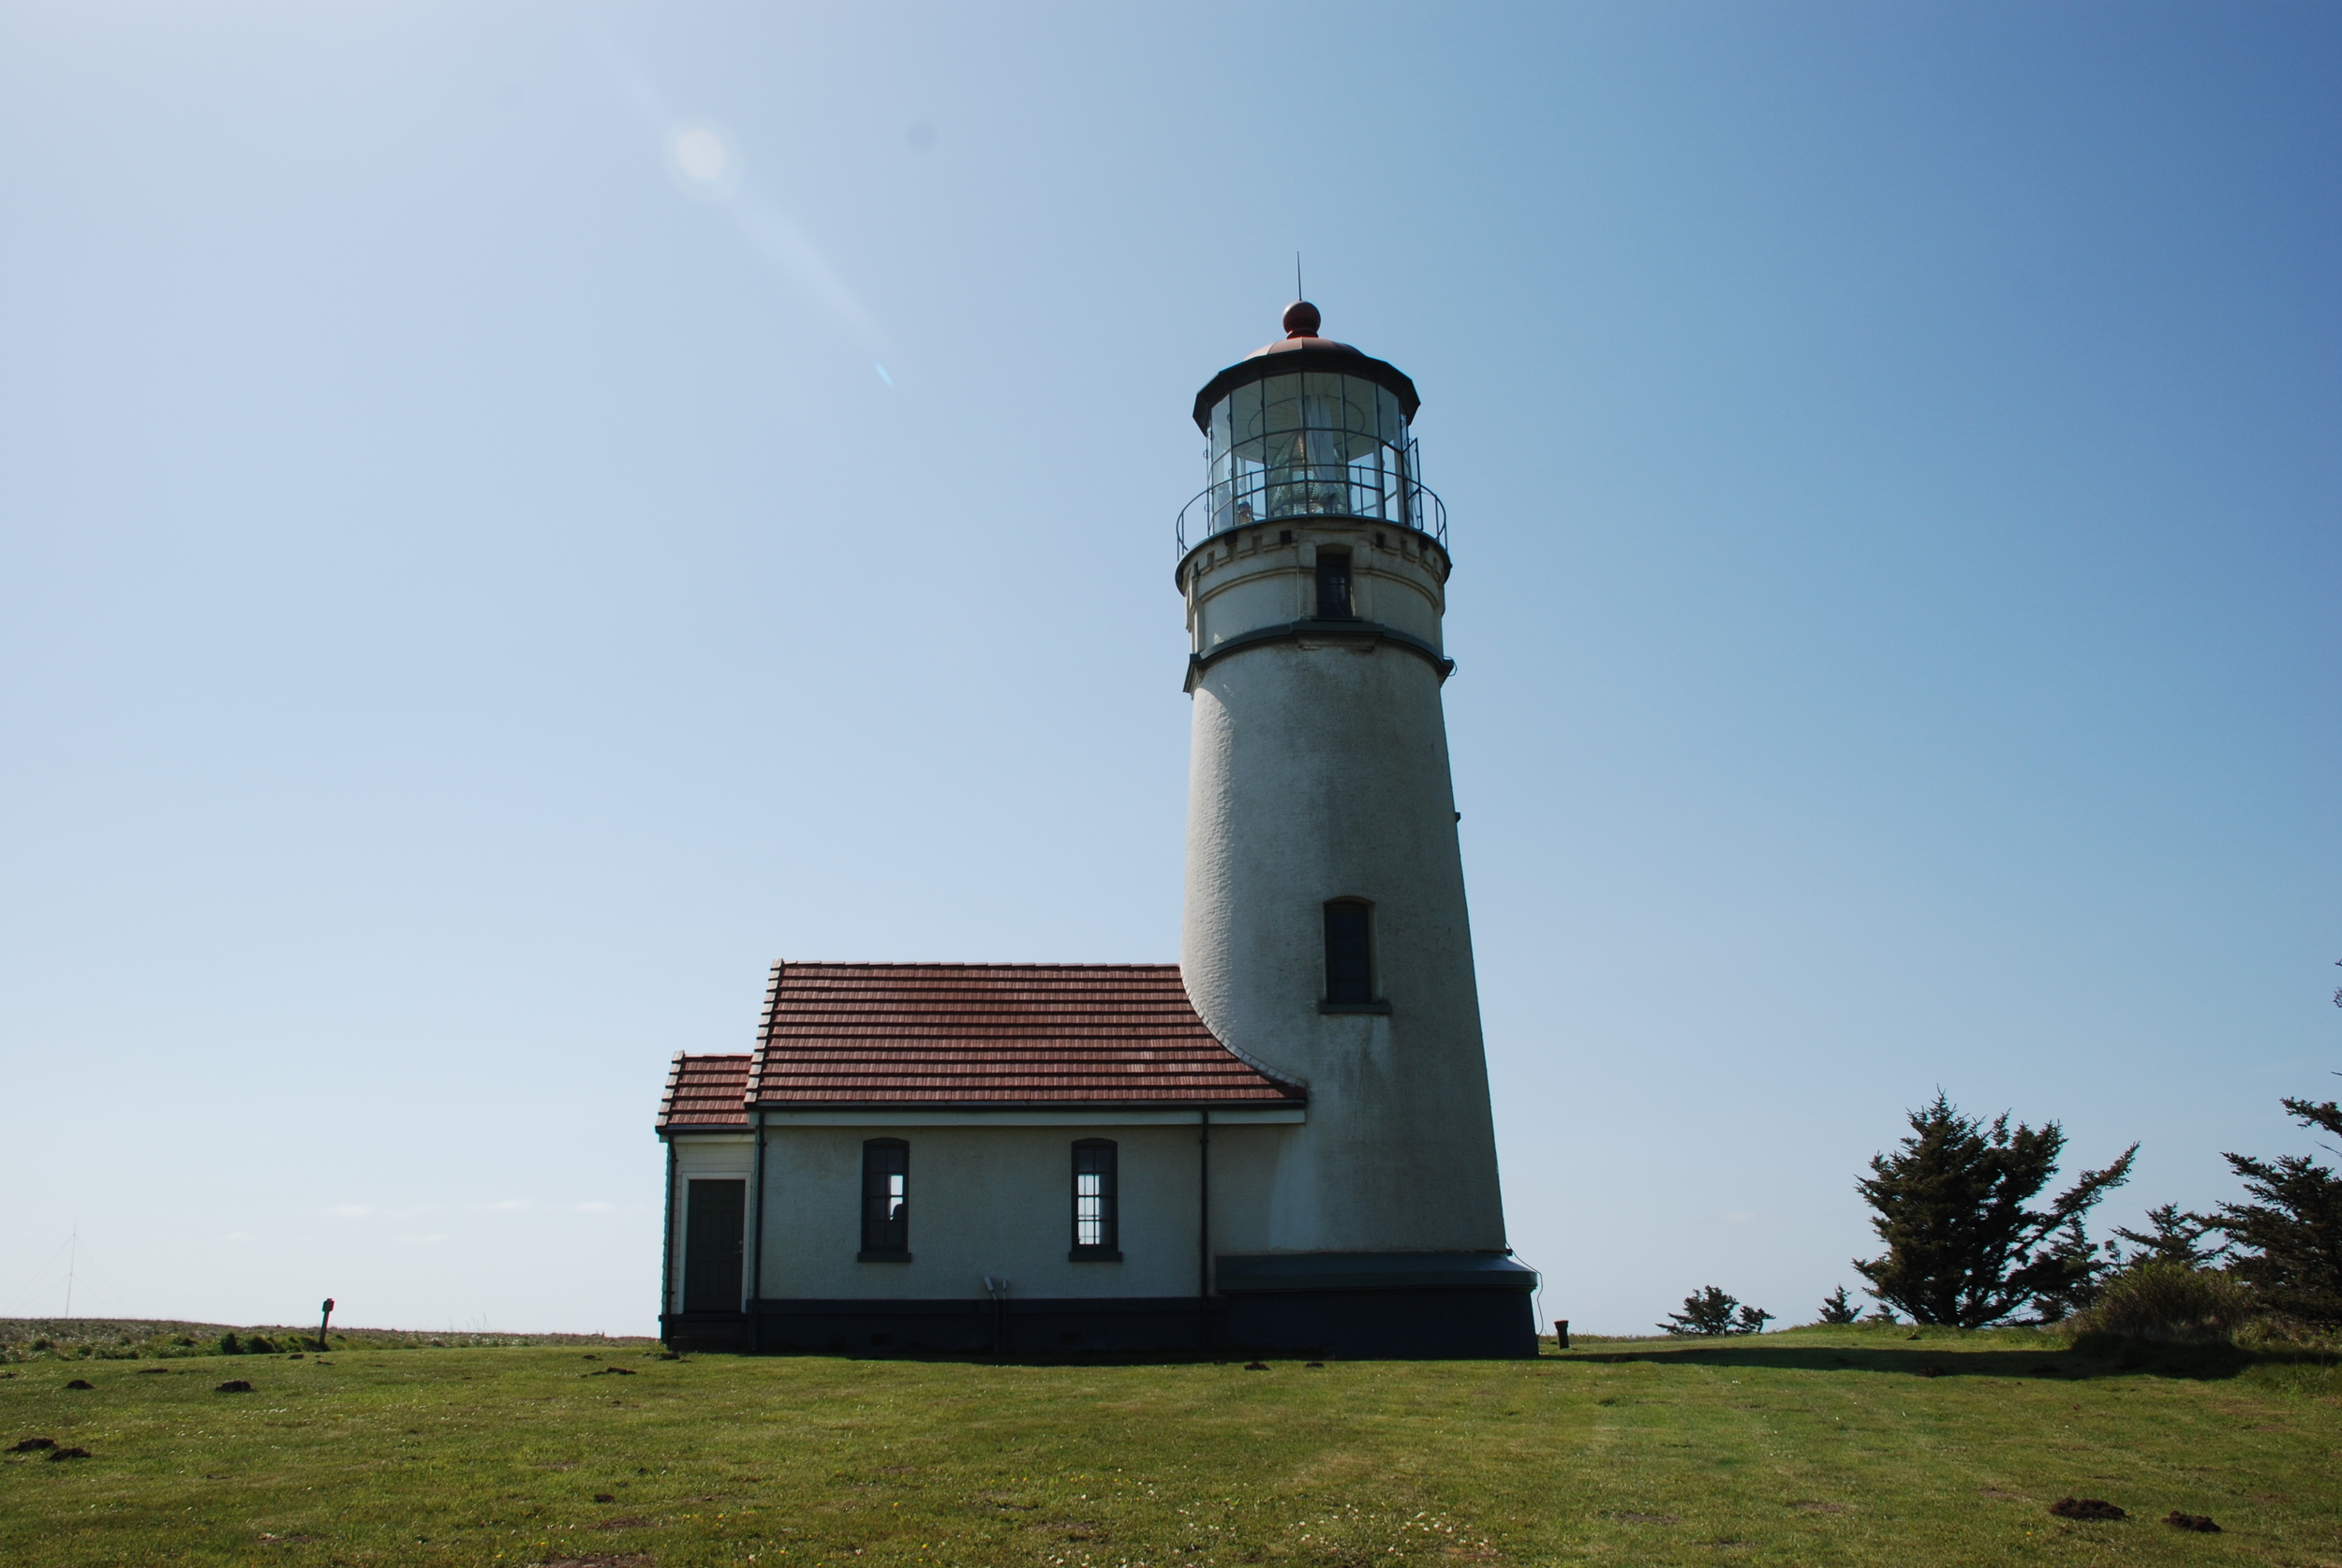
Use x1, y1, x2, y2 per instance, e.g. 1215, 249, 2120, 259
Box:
1282, 301, 1321, 338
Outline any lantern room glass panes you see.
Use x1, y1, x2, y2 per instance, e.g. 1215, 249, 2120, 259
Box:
1203, 371, 1423, 540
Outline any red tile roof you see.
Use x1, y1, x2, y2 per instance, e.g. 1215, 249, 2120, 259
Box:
657, 965, 1303, 1131
658, 1052, 751, 1131
747, 962, 1302, 1110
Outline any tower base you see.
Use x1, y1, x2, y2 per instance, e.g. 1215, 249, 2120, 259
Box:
1223, 1288, 1534, 1358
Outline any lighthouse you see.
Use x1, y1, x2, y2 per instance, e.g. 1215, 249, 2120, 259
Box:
652, 302, 1533, 1359
1177, 303, 1535, 1354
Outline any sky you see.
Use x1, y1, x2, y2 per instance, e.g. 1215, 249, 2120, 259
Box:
1, 2, 2335, 1339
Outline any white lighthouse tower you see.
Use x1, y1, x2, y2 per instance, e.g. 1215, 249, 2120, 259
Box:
1177, 302, 1534, 1355
650, 302, 1533, 1363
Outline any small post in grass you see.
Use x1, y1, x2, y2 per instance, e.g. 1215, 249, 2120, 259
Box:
318, 1297, 334, 1352
1554, 1319, 1569, 1350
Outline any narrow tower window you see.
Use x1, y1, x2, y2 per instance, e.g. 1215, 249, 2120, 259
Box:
1071, 1140, 1119, 1258
860, 1140, 909, 1258
1323, 899, 1374, 1004
1315, 550, 1353, 619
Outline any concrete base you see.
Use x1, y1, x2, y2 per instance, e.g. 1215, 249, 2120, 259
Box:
1223, 1288, 1534, 1358
661, 1288, 1534, 1359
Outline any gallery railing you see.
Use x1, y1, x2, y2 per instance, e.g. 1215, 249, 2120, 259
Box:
1176, 471, 1448, 555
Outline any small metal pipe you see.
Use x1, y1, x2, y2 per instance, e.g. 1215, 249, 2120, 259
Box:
1197, 1107, 1212, 1352
749, 1109, 768, 1353
658, 1139, 677, 1339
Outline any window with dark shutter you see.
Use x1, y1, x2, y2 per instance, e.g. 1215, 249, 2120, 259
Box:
860, 1140, 910, 1259
1323, 899, 1374, 1005
681, 1178, 746, 1312
1315, 551, 1353, 619
1070, 1140, 1119, 1260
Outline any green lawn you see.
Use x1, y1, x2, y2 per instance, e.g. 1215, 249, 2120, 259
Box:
2, 1324, 2335, 1567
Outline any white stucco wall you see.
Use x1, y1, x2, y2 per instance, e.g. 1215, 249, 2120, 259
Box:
667, 1135, 754, 1313
1178, 521, 1509, 1258
1182, 521, 1448, 655
745, 1120, 1290, 1301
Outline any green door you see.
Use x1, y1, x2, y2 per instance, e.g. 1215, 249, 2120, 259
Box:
683, 1178, 746, 1313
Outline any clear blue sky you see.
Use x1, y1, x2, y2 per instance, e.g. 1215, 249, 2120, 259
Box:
2, 3, 2335, 1337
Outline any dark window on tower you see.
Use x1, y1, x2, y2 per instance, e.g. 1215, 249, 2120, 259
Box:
1324, 899, 1374, 1004
1071, 1140, 1119, 1258
860, 1140, 909, 1257
1315, 550, 1353, 619
681, 1178, 746, 1312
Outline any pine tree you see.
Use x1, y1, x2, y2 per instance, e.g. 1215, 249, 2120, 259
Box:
1817, 1285, 1861, 1324
1661, 1287, 1770, 1336
2112, 1203, 2227, 1269
1852, 1092, 2136, 1327
1661, 1286, 1741, 1337
2214, 1091, 2342, 1327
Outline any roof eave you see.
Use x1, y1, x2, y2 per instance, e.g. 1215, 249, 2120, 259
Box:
745, 1096, 1307, 1112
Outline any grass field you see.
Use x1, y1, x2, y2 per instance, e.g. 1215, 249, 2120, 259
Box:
2, 1322, 2335, 1567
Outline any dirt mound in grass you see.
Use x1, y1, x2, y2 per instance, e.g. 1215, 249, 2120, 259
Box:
215, 1380, 255, 1393
11, 1438, 58, 1452
63, 1379, 94, 1390
2050, 1497, 2126, 1520
2164, 1512, 2220, 1532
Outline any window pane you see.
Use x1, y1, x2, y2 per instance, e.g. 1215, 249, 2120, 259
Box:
1315, 554, 1352, 619
1072, 1142, 1117, 1252
862, 1142, 908, 1252
1268, 374, 1307, 431
1325, 902, 1372, 1002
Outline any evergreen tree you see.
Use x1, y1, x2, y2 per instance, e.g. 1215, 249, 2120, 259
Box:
2024, 1217, 2117, 1322
1661, 1287, 1771, 1336
2112, 1203, 2227, 1269
1817, 1285, 1861, 1324
1852, 1092, 2136, 1327
1661, 1286, 1741, 1337
2214, 1091, 2342, 1327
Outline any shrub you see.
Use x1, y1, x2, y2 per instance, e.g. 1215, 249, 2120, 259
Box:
2068, 1261, 2253, 1343
219, 1333, 241, 1355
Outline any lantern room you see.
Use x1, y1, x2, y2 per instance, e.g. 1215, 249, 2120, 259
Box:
1179, 302, 1444, 552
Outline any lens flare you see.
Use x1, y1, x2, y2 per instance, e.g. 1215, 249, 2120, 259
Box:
667, 121, 740, 199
